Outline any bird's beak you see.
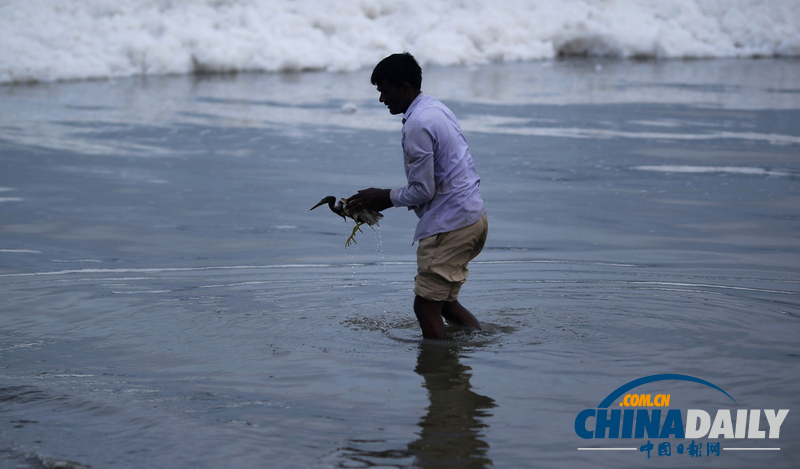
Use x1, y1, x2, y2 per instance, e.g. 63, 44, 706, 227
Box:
310, 199, 328, 211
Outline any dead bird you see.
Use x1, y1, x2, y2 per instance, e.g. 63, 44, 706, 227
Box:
310, 196, 383, 247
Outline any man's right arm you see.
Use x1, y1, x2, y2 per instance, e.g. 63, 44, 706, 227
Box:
390, 124, 435, 208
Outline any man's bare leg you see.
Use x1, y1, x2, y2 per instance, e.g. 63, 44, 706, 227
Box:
413, 296, 446, 339
442, 300, 482, 331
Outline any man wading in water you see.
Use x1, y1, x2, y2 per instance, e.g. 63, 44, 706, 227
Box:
346, 53, 488, 339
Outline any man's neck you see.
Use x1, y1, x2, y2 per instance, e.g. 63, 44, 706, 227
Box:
402, 91, 422, 116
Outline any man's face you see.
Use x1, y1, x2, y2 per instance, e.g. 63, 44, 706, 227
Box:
376, 81, 410, 115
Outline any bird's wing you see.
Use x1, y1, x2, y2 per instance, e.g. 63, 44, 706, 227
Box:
357, 210, 383, 226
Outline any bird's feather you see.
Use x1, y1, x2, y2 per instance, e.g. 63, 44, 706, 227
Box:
310, 196, 382, 226
310, 196, 383, 246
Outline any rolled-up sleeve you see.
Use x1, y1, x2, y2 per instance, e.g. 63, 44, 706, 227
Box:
390, 122, 435, 208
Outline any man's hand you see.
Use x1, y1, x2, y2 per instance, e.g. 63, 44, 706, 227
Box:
346, 188, 393, 213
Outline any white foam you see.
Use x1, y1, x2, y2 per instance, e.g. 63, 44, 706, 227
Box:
51, 259, 104, 263
632, 165, 793, 177
111, 290, 172, 294
1, 0, 798, 84
458, 117, 800, 145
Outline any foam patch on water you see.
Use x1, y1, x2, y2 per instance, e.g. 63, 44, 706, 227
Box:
632, 165, 793, 177
460, 118, 800, 145
2, 0, 799, 84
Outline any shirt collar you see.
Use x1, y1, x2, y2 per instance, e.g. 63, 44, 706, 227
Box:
402, 92, 425, 124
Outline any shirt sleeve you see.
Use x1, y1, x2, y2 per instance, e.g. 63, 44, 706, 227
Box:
390, 120, 436, 208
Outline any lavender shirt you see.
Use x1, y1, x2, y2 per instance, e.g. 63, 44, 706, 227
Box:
389, 93, 486, 243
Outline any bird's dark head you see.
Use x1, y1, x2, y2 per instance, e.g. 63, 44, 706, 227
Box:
310, 196, 346, 218
310, 196, 337, 211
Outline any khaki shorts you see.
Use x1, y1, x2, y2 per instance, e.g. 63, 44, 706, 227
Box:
414, 214, 488, 302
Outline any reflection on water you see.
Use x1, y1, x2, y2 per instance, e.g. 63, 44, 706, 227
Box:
408, 342, 496, 469
332, 340, 496, 468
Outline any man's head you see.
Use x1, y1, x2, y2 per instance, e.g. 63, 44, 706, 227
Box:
371, 53, 422, 115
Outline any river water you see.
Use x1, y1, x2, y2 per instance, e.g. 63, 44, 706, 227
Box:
1, 58, 799, 468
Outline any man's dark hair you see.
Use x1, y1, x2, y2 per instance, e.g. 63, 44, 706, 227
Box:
371, 52, 422, 91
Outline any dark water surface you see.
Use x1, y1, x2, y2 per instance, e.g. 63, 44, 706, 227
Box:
1, 59, 799, 468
